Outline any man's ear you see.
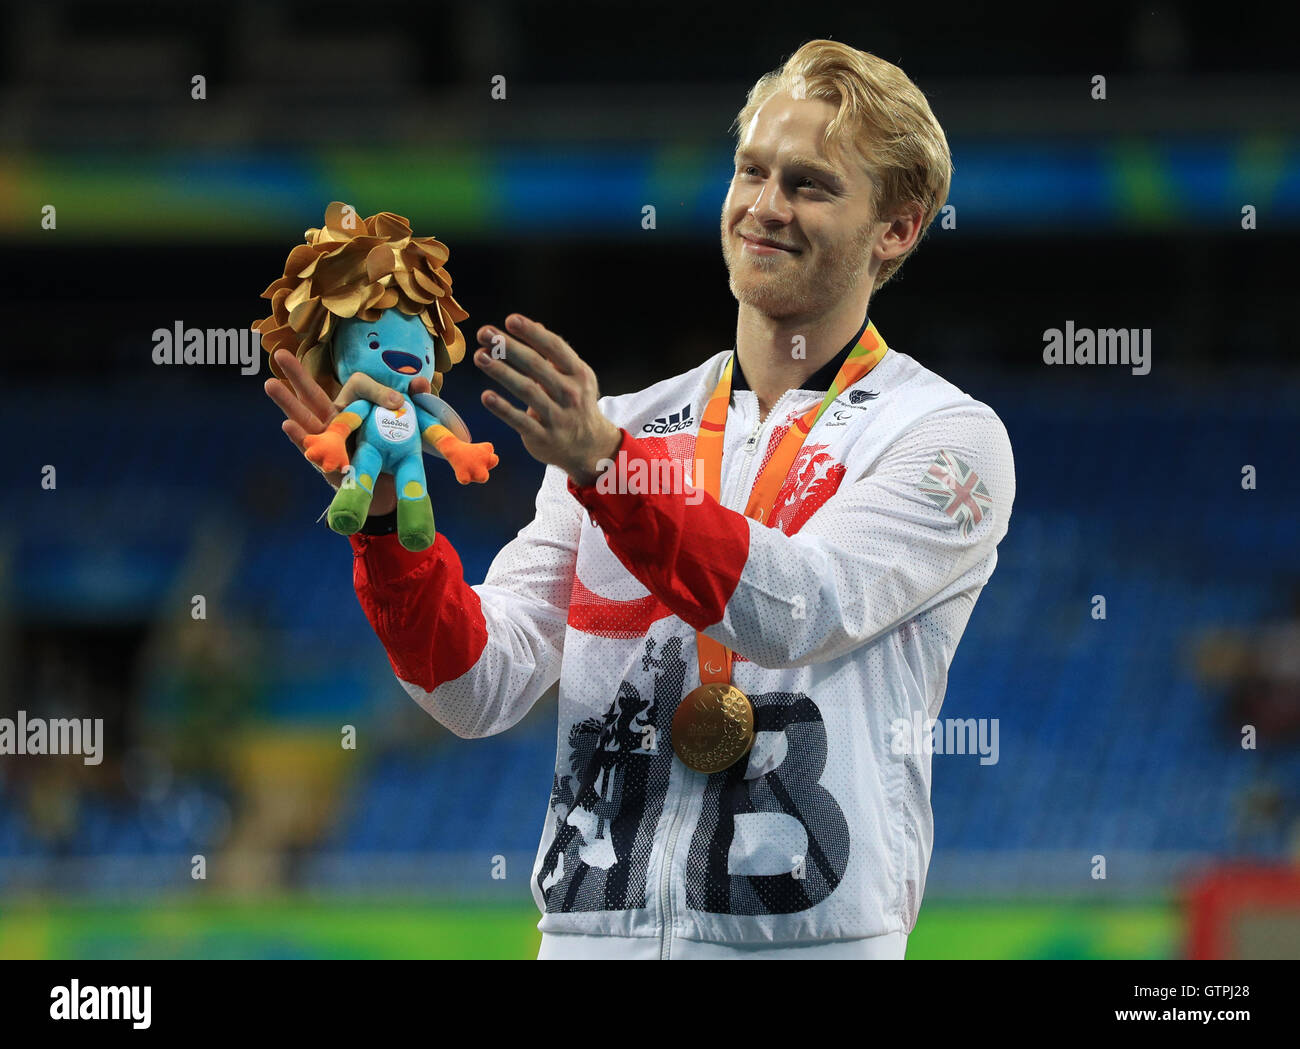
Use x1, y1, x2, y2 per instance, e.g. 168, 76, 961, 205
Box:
876, 202, 924, 262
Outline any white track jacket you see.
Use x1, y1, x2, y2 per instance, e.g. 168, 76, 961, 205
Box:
349, 318, 1016, 957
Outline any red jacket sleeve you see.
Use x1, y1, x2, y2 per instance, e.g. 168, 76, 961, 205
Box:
566, 428, 750, 631
350, 531, 490, 694
351, 462, 581, 738
567, 410, 1015, 669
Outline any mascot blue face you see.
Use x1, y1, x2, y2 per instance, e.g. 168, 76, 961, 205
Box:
331, 310, 437, 394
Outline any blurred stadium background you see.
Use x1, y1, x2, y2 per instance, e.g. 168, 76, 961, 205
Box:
2, 1, 1299, 958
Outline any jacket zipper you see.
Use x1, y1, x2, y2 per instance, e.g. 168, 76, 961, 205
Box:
728, 389, 795, 509
657, 773, 693, 959
657, 387, 796, 959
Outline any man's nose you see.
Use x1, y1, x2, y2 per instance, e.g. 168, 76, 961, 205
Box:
748, 178, 792, 223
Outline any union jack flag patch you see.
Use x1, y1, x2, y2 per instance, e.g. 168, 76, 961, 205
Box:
918, 450, 992, 538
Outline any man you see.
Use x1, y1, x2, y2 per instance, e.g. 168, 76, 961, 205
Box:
266, 39, 1015, 959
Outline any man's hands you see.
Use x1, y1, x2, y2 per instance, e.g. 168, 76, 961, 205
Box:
474, 314, 622, 486
264, 349, 431, 517
266, 311, 620, 516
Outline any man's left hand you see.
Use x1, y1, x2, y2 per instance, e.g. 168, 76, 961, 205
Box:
474, 313, 623, 487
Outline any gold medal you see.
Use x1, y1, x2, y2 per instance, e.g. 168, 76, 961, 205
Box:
671, 683, 755, 774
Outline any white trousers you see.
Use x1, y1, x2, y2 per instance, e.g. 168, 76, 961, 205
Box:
538, 930, 907, 960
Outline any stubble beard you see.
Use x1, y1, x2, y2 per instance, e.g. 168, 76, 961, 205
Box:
721, 214, 878, 322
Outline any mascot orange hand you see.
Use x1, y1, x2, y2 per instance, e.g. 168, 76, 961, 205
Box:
303, 418, 352, 473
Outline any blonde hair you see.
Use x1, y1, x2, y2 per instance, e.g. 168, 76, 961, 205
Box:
733, 40, 951, 289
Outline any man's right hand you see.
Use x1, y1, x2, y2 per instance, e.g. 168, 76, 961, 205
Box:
264, 349, 432, 517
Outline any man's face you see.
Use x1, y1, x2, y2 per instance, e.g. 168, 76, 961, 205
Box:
720, 94, 882, 320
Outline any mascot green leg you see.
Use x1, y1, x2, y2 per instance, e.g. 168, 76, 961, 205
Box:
327, 484, 373, 535
393, 456, 436, 551
397, 495, 436, 551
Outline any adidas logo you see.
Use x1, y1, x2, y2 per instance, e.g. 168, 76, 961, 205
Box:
641, 402, 695, 434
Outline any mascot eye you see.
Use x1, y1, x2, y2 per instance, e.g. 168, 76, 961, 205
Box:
369, 340, 380, 350
425, 355, 431, 364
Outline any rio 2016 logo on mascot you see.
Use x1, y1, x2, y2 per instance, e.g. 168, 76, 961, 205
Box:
255, 202, 498, 551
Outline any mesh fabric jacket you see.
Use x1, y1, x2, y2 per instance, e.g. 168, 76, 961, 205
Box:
349, 340, 1016, 950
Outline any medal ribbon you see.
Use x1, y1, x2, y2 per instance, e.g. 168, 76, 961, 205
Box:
692, 320, 890, 686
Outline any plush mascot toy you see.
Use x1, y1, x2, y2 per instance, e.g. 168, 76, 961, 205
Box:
256, 202, 498, 551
